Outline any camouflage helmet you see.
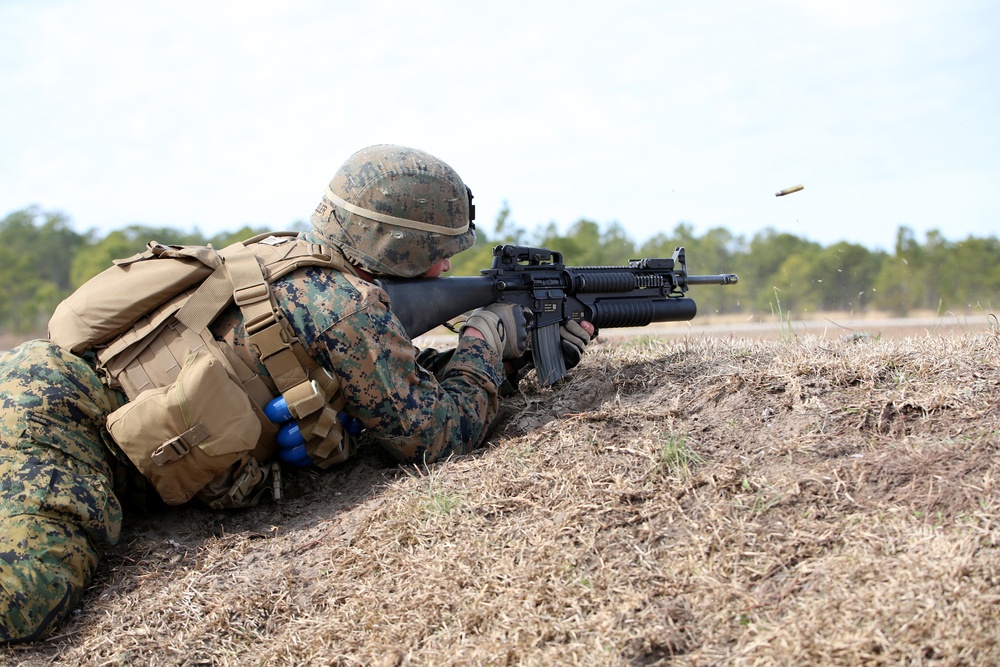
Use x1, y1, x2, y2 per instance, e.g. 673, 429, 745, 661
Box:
308, 145, 476, 277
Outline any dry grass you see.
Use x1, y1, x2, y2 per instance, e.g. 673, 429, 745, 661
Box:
5, 323, 1000, 666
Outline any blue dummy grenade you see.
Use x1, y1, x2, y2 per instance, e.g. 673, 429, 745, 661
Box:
276, 422, 312, 467
265, 396, 362, 467
264, 396, 294, 424
267, 396, 364, 435
339, 410, 364, 436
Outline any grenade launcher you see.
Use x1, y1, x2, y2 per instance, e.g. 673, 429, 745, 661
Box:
377, 244, 738, 385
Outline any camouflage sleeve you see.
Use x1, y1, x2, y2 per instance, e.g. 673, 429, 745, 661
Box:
339, 317, 502, 463
278, 268, 505, 464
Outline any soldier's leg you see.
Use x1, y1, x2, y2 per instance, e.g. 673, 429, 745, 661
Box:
0, 341, 122, 642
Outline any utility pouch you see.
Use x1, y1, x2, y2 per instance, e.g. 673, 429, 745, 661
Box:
106, 350, 261, 505
297, 405, 357, 469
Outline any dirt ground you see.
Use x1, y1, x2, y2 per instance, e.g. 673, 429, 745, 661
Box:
3, 316, 1000, 666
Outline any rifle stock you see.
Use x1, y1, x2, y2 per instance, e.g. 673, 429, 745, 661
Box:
375, 276, 496, 340
378, 244, 738, 385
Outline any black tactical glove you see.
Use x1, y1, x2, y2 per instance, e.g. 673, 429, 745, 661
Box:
462, 304, 529, 360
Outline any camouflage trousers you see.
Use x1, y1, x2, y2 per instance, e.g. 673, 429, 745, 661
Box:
0, 340, 122, 642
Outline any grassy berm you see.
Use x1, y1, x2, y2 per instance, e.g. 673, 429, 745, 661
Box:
6, 327, 1000, 666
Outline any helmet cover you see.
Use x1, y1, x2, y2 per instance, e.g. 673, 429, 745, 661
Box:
308, 145, 475, 277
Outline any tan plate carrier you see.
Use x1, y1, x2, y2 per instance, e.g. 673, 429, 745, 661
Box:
48, 232, 358, 508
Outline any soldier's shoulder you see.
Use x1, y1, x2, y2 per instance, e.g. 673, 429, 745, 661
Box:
274, 266, 389, 324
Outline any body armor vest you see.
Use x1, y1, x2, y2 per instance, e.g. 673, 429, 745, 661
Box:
48, 232, 358, 508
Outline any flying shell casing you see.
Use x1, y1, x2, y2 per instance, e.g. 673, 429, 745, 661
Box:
775, 184, 804, 197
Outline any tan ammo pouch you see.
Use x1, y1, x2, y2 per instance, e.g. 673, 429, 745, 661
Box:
291, 394, 355, 469
106, 351, 262, 506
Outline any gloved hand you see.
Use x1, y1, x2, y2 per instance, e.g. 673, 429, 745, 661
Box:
462, 304, 529, 360
559, 319, 593, 370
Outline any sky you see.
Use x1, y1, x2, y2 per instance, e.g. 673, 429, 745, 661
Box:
1, 0, 997, 253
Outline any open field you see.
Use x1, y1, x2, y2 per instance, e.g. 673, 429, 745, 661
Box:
4, 317, 1000, 666
412, 310, 998, 350
608, 313, 995, 341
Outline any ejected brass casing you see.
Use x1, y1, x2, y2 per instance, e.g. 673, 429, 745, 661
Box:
775, 184, 804, 197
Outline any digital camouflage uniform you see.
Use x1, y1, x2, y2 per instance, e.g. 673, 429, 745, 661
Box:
0, 340, 122, 642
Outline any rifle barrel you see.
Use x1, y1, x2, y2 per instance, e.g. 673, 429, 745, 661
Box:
687, 274, 738, 286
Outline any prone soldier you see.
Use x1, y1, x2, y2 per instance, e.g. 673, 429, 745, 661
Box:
0, 145, 594, 641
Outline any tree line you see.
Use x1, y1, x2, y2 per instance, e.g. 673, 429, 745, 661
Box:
2, 204, 997, 336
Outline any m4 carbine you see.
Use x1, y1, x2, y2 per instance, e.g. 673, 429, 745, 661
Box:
378, 244, 738, 385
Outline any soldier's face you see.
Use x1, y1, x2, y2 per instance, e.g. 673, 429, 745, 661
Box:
421, 258, 451, 279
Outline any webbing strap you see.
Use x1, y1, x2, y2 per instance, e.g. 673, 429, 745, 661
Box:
98, 306, 174, 368
175, 265, 237, 333
121, 356, 154, 395
225, 249, 310, 395
324, 187, 470, 237
151, 422, 210, 465
175, 237, 355, 334
148, 333, 182, 381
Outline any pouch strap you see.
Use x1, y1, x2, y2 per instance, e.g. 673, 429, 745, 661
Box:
206, 458, 273, 510
151, 422, 211, 466
309, 406, 344, 460
244, 307, 309, 391
282, 379, 326, 419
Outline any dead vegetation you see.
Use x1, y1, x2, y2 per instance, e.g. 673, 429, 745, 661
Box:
5, 324, 1000, 666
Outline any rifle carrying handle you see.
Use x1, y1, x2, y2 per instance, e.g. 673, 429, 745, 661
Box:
531, 322, 567, 386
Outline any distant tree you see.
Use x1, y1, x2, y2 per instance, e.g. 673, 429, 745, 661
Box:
876, 227, 1000, 314
943, 235, 1000, 311
808, 242, 884, 312
920, 229, 950, 312
599, 222, 637, 264
69, 225, 207, 287
536, 219, 597, 264
0, 207, 87, 333
637, 221, 699, 258
873, 227, 924, 315
692, 227, 746, 314
9, 201, 1000, 336
493, 201, 524, 246
635, 223, 746, 314
741, 229, 822, 312
770, 253, 822, 314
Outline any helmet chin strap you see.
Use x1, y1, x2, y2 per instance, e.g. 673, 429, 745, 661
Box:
324, 187, 470, 237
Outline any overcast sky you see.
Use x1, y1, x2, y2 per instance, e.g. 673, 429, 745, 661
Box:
1, 0, 996, 252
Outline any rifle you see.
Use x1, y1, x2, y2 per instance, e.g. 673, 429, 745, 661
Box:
377, 244, 738, 385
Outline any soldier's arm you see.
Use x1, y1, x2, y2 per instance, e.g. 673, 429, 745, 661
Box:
275, 267, 504, 463
321, 304, 504, 463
